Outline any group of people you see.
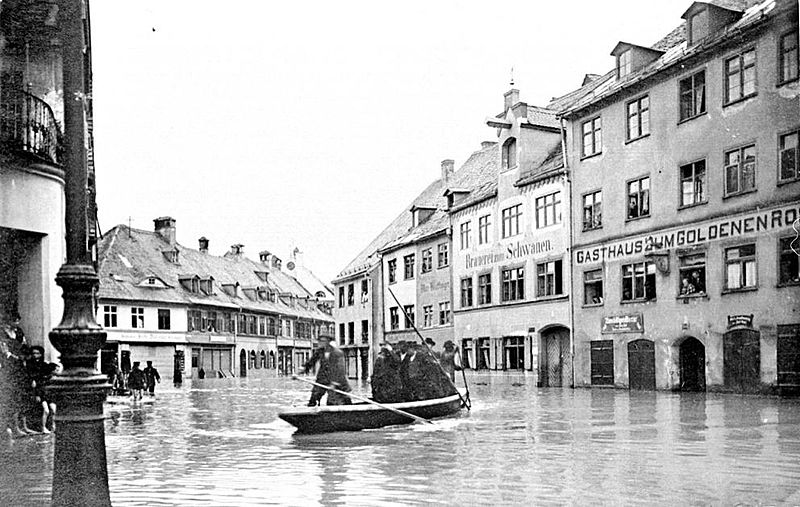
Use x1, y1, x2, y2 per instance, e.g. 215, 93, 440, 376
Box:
371, 339, 459, 404
125, 361, 161, 401
301, 333, 460, 407
0, 322, 58, 439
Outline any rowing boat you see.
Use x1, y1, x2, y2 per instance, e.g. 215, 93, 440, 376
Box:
278, 388, 467, 434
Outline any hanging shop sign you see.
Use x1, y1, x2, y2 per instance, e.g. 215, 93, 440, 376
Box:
575, 202, 800, 265
727, 314, 754, 329
601, 313, 644, 334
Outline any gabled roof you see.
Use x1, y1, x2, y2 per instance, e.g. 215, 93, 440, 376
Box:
558, 0, 772, 117
97, 226, 332, 321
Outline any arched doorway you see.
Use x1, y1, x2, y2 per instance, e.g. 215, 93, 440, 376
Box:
239, 349, 247, 377
541, 326, 571, 387
679, 337, 705, 391
628, 339, 655, 390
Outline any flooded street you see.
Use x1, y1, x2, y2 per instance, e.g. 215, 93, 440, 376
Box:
2, 372, 800, 506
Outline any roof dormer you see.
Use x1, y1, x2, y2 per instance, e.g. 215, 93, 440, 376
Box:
611, 42, 665, 80
443, 187, 470, 210
178, 274, 200, 293
137, 276, 170, 288
162, 247, 179, 264
681, 2, 743, 47
220, 282, 240, 298
410, 204, 436, 227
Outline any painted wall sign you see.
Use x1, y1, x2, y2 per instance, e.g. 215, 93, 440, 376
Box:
601, 313, 644, 334
465, 239, 554, 269
727, 314, 754, 329
575, 203, 800, 265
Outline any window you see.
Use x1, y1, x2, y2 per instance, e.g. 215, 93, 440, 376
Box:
268, 317, 277, 336
438, 301, 451, 325
421, 248, 433, 273
361, 279, 369, 301
131, 307, 144, 328
188, 310, 202, 332
361, 320, 369, 343
583, 269, 604, 305
258, 316, 265, 335
460, 221, 472, 250
724, 49, 756, 104
724, 145, 756, 196
460, 277, 473, 307
502, 204, 522, 238
502, 267, 525, 302
103, 305, 117, 328
680, 160, 707, 206
157, 309, 170, 330
622, 261, 656, 301
502, 137, 517, 170
348, 322, 355, 344
423, 305, 434, 327
779, 130, 799, 183
537, 260, 564, 297
347, 283, 354, 306
338, 286, 345, 307
582, 117, 602, 157
339, 323, 345, 344
403, 254, 415, 279
403, 305, 415, 328
389, 307, 399, 330
688, 9, 708, 45
626, 95, 650, 141
583, 191, 602, 231
679, 70, 706, 121
437, 243, 449, 268
388, 259, 397, 284
248, 315, 257, 335
617, 49, 632, 78
535, 191, 562, 228
679, 253, 707, 296
725, 244, 757, 290
779, 30, 799, 85
627, 176, 650, 219
780, 237, 800, 285
474, 274, 489, 306
478, 215, 491, 244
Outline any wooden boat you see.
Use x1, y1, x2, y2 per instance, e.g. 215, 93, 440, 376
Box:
278, 388, 468, 434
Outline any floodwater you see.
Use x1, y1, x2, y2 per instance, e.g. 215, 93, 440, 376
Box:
2, 372, 800, 506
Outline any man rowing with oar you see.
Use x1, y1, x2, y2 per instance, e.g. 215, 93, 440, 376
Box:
302, 335, 352, 406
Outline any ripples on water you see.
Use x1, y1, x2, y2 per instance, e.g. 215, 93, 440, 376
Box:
2, 373, 800, 506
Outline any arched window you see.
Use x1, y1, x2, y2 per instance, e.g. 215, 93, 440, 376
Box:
249, 350, 256, 368
502, 137, 517, 170
260, 350, 267, 369
269, 350, 276, 369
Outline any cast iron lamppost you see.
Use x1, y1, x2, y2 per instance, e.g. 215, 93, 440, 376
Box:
46, 0, 111, 505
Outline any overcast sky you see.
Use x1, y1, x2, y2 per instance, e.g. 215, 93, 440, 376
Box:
91, 1, 683, 284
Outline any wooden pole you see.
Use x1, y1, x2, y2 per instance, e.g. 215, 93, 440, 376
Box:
291, 375, 434, 425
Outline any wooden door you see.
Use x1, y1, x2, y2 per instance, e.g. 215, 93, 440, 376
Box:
627, 339, 655, 390
724, 329, 760, 392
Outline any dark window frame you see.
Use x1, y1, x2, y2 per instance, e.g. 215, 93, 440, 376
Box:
437, 243, 449, 268
535, 191, 562, 229
421, 248, 433, 273
536, 259, 564, 297
625, 94, 650, 142
460, 277, 474, 308
582, 189, 602, 231
501, 266, 525, 302
779, 236, 800, 286
724, 243, 757, 292
478, 272, 492, 305
678, 69, 707, 123
501, 204, 522, 238
678, 251, 707, 297
387, 258, 397, 284
583, 269, 604, 306
581, 116, 602, 158
778, 28, 799, 86
723, 143, 757, 197
679, 159, 707, 208
157, 308, 171, 330
778, 129, 799, 184
478, 214, 491, 244
621, 260, 657, 302
626, 175, 651, 220
460, 221, 472, 250
724, 48, 757, 106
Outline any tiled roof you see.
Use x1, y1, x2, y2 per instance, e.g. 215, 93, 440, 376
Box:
525, 106, 560, 130
334, 143, 500, 280
559, 0, 774, 116
515, 144, 565, 187
97, 226, 332, 321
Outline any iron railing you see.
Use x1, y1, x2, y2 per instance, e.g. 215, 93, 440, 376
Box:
0, 88, 61, 164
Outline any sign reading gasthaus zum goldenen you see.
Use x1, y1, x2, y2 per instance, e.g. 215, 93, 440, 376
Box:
575, 203, 800, 266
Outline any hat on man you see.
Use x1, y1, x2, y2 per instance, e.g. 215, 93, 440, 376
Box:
424, 338, 436, 347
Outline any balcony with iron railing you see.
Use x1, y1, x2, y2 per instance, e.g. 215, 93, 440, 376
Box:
1, 88, 62, 165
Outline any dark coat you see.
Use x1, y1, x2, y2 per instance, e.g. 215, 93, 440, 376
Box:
143, 366, 161, 387
128, 368, 145, 390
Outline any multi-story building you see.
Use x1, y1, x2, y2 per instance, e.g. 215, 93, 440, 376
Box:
563, 0, 800, 392
450, 90, 573, 385
0, 1, 98, 362
96, 216, 334, 381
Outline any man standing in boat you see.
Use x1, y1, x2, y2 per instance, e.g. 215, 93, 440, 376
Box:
303, 335, 351, 406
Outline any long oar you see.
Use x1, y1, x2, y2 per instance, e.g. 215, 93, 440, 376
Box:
291, 375, 434, 425
455, 349, 472, 410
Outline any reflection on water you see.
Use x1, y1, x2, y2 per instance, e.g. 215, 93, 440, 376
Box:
2, 373, 800, 506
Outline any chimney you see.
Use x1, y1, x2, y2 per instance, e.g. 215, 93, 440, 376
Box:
441, 159, 454, 184
504, 88, 519, 112
198, 237, 209, 253
230, 244, 244, 257
481, 141, 495, 150
259, 250, 272, 264
154, 216, 176, 245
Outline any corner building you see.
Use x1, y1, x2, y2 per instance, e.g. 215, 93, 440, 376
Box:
450, 90, 573, 386
563, 0, 800, 392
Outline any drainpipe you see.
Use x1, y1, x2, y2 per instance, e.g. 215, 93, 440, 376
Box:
560, 115, 576, 389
